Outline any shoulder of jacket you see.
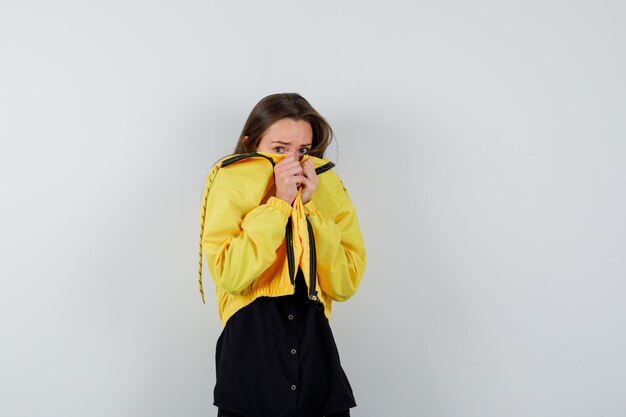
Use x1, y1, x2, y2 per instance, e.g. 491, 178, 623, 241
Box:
315, 161, 350, 193
208, 153, 274, 184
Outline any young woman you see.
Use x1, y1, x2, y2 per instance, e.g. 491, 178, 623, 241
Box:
197, 93, 367, 417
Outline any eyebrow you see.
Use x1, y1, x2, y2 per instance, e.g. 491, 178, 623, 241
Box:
271, 141, 312, 147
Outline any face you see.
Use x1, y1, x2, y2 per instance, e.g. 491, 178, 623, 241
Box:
255, 118, 313, 160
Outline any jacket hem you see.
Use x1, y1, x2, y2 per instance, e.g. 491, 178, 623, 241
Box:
220, 283, 332, 326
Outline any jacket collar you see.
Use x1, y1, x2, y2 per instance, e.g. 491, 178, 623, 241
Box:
219, 151, 335, 173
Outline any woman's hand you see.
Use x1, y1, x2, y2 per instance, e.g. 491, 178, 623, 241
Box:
274, 154, 305, 204
300, 158, 318, 204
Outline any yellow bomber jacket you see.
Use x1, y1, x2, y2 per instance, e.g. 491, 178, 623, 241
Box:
197, 151, 367, 326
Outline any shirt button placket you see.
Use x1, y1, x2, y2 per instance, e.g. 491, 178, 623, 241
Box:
288, 317, 299, 398
285, 301, 299, 410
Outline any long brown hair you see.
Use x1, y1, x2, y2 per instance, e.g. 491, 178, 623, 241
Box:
234, 93, 334, 158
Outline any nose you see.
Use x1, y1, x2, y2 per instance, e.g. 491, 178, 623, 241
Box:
286, 150, 302, 160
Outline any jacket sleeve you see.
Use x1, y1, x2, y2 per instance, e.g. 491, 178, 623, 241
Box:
201, 170, 293, 295
303, 184, 367, 302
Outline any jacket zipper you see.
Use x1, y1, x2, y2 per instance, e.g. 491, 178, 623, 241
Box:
306, 217, 318, 300
285, 218, 318, 300
223, 152, 333, 173
285, 217, 296, 290
220, 152, 276, 167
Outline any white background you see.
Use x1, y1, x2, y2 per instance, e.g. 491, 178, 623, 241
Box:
1, 1, 625, 416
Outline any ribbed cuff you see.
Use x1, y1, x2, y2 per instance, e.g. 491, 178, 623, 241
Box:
266, 196, 293, 216
303, 200, 318, 215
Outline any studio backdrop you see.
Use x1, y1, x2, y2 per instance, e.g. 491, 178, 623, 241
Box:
1, 1, 625, 416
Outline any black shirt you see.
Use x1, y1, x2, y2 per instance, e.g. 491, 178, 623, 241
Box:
213, 268, 356, 417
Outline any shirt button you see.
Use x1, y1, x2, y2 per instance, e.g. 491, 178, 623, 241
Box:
291, 384, 297, 391
290, 348, 297, 354
288, 314, 294, 320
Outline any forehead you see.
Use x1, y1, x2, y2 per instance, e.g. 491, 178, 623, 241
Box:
262, 118, 312, 145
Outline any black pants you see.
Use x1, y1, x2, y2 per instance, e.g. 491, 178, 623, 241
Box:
217, 408, 350, 417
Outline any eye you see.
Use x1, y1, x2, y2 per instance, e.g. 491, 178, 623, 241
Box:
299, 148, 310, 155
273, 146, 285, 153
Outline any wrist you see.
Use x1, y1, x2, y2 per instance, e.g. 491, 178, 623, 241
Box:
275, 193, 294, 205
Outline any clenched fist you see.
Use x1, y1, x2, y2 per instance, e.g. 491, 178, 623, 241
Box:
274, 155, 318, 205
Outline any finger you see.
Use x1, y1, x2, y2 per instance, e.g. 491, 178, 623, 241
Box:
276, 167, 302, 181
284, 154, 298, 164
300, 175, 312, 187
303, 162, 317, 181
276, 154, 296, 168
276, 159, 302, 172
287, 175, 306, 186
301, 176, 319, 192
303, 159, 316, 178
281, 165, 303, 178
